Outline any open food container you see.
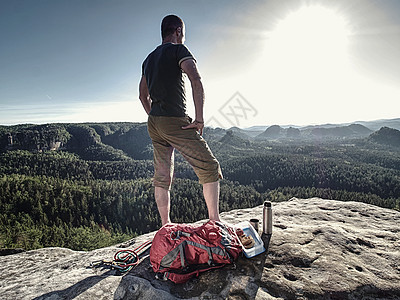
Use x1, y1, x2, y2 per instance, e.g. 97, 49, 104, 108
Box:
235, 221, 266, 258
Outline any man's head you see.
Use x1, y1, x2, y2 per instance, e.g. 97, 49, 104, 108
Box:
161, 15, 185, 44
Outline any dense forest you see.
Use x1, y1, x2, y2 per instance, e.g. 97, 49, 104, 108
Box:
0, 122, 399, 251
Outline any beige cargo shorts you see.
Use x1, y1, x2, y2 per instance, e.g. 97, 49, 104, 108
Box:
147, 115, 223, 190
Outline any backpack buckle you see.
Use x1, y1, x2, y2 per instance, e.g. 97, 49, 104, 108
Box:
170, 230, 191, 240
155, 272, 169, 281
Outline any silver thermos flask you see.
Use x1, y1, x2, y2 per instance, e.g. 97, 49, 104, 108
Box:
262, 201, 272, 235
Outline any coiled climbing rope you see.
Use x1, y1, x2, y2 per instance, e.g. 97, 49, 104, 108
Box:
91, 240, 152, 274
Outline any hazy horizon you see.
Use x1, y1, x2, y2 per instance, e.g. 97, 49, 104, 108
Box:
1, 116, 399, 132
1, 0, 400, 127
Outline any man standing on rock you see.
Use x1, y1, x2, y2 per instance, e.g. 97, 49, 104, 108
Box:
139, 15, 223, 226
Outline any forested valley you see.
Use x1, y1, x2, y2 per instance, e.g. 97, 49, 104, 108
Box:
1, 122, 399, 251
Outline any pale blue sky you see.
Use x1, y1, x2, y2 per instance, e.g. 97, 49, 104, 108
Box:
1, 0, 399, 127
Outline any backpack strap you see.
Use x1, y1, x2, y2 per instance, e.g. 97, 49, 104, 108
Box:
160, 240, 228, 268
185, 240, 226, 265
160, 243, 187, 268
159, 264, 227, 284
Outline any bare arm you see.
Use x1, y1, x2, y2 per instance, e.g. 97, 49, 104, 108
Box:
139, 75, 151, 115
180, 59, 205, 134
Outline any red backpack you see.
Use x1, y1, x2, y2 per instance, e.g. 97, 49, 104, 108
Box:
150, 220, 243, 283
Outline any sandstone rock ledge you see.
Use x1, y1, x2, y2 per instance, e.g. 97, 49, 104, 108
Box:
0, 198, 399, 300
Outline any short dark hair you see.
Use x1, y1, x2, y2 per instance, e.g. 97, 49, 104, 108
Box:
161, 15, 184, 39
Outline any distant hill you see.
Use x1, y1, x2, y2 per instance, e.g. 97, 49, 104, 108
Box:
255, 125, 301, 140
369, 127, 400, 147
237, 126, 264, 138
243, 118, 400, 135
254, 124, 371, 140
202, 127, 227, 141
255, 125, 284, 140
286, 127, 301, 138
218, 130, 250, 148
356, 118, 400, 131
226, 127, 252, 140
303, 124, 372, 139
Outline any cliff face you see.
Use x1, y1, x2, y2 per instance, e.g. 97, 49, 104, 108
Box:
0, 123, 153, 160
0, 198, 399, 300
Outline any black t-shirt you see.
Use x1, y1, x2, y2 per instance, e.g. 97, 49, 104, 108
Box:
142, 43, 196, 117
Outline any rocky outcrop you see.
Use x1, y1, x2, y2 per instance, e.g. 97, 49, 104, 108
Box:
369, 127, 400, 148
0, 198, 399, 299
254, 198, 400, 300
256, 125, 284, 140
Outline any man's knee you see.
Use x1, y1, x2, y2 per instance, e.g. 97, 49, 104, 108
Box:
153, 180, 172, 191
198, 160, 223, 184
153, 170, 173, 191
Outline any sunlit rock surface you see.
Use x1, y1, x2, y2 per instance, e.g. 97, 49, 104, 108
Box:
0, 198, 399, 299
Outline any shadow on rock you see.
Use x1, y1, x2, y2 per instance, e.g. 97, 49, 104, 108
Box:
33, 270, 115, 300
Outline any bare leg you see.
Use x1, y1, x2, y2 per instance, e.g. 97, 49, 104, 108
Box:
203, 181, 221, 222
155, 186, 171, 226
